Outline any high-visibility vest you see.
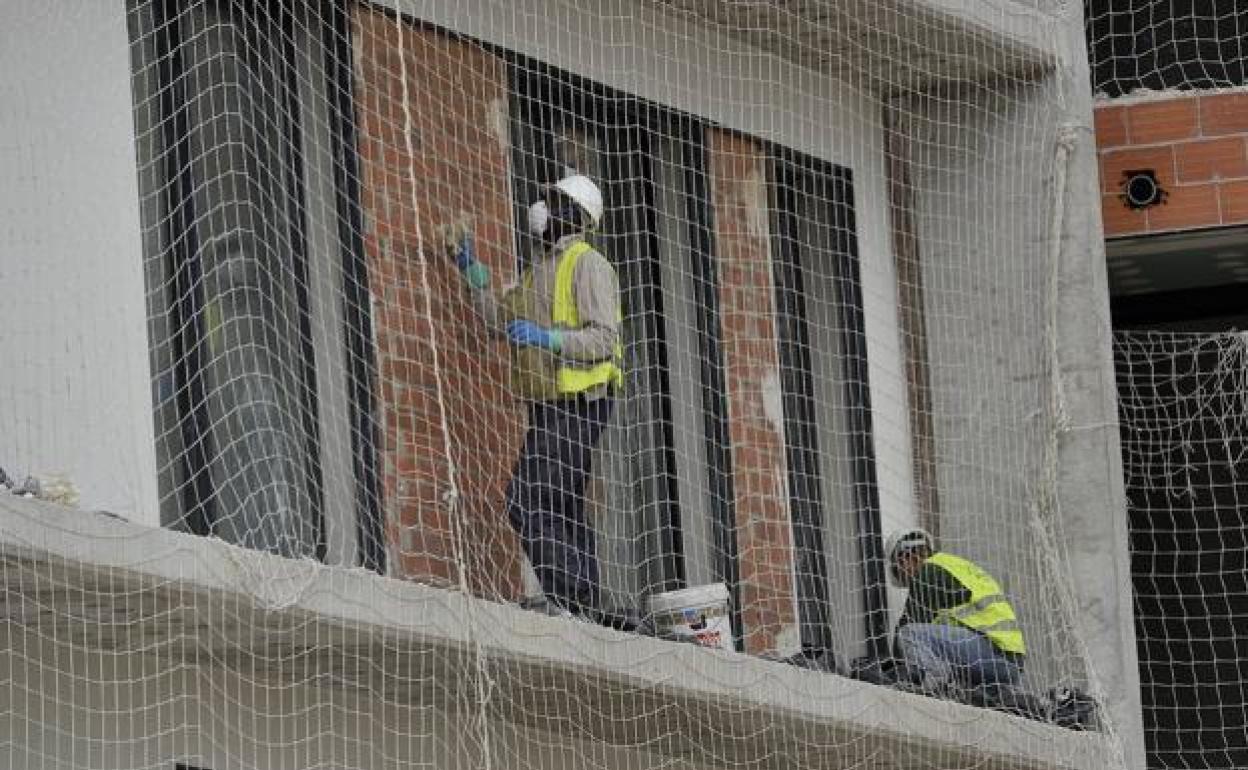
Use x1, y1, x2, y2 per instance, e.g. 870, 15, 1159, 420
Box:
926, 552, 1026, 655
550, 240, 624, 395
506, 240, 623, 400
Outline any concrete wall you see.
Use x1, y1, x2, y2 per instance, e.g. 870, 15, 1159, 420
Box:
0, 496, 1121, 770
897, 7, 1145, 766
1055, 17, 1147, 766
0, 2, 159, 524
897, 80, 1057, 672
0, 638, 697, 770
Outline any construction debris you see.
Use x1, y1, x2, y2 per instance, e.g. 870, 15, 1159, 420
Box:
0, 467, 80, 507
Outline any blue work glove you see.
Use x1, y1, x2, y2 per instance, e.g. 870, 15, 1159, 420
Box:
506, 320, 563, 353
451, 234, 489, 290
452, 233, 476, 270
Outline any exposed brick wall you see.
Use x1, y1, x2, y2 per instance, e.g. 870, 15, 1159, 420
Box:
707, 129, 798, 656
352, 8, 523, 599
350, 11, 804, 644
1097, 92, 1248, 237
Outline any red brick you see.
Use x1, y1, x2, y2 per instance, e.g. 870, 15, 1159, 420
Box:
708, 127, 797, 656
353, 6, 523, 598
1100, 146, 1176, 194
1219, 180, 1248, 224
1199, 93, 1248, 137
1094, 106, 1128, 150
1146, 183, 1220, 232
1175, 137, 1248, 183
1127, 98, 1199, 144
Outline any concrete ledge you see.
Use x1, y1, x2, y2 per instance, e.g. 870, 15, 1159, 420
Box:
0, 496, 1111, 770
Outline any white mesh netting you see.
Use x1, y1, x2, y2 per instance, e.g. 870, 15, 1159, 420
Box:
1089, 1, 1248, 769
1085, 0, 1248, 97
1115, 332, 1248, 770
2, 1, 1133, 769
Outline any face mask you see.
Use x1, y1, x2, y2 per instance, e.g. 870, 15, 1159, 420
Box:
527, 200, 549, 236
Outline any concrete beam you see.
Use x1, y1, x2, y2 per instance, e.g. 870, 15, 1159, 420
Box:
0, 495, 1112, 770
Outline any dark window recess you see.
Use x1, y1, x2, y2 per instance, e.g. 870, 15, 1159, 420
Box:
1085, 0, 1248, 97
1114, 334, 1248, 770
771, 170, 834, 656
328, 0, 387, 573
508, 57, 738, 625
679, 123, 742, 651
1112, 282, 1248, 330
128, 0, 382, 566
510, 62, 683, 600
770, 155, 886, 661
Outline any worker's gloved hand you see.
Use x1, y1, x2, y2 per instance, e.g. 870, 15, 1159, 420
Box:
450, 234, 489, 290
451, 233, 476, 271
506, 320, 563, 353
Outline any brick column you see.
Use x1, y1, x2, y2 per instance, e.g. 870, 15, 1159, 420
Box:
1098, 92, 1248, 236
707, 129, 798, 655
352, 8, 523, 600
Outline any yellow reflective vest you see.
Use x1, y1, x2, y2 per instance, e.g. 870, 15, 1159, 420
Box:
551, 240, 624, 395
505, 239, 623, 400
926, 552, 1026, 655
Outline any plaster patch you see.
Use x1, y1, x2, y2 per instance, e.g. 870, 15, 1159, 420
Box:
761, 370, 785, 435
773, 622, 802, 656
741, 165, 770, 240
487, 96, 510, 148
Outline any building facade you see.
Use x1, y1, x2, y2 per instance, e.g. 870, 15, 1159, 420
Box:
1088, 1, 1248, 767
0, 1, 1142, 768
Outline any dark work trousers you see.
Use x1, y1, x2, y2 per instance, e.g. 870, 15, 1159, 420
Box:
506, 395, 614, 615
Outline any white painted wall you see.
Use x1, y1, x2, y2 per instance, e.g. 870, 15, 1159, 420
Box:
0, 2, 159, 524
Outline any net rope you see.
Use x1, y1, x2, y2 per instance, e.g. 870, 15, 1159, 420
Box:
0, 1, 1137, 768
390, 10, 497, 769
1114, 331, 1248, 770
1089, 2, 1248, 768
1085, 0, 1248, 98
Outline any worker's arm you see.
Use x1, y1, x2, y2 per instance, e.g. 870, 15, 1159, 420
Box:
559, 248, 620, 362
468, 280, 507, 335
450, 235, 506, 333
898, 561, 971, 627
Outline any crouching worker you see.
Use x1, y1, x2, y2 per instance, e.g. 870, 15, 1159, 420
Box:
446, 174, 622, 622
886, 528, 1026, 695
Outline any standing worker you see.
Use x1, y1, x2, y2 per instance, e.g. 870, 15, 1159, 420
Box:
886, 529, 1027, 695
446, 173, 622, 621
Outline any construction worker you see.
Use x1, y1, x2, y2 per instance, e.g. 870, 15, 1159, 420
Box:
447, 174, 622, 620
886, 528, 1027, 694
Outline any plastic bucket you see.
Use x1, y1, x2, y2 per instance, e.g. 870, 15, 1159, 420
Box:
647, 583, 734, 651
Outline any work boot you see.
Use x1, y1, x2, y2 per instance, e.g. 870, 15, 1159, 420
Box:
980, 683, 1051, 721
1049, 687, 1099, 730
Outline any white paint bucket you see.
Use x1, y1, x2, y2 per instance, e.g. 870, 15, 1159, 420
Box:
647, 583, 734, 651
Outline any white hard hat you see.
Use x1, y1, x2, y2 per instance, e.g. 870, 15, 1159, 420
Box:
885, 528, 934, 585
552, 174, 604, 229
